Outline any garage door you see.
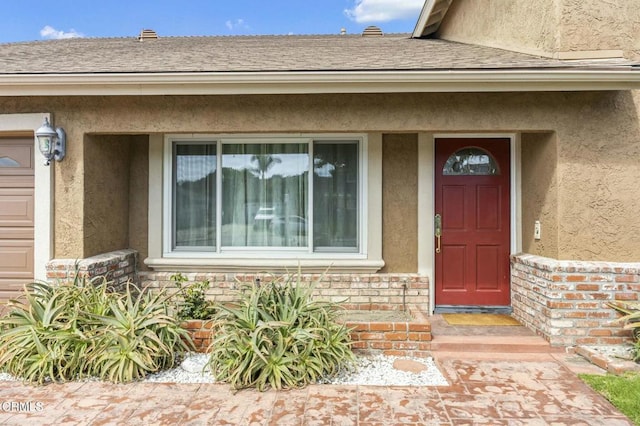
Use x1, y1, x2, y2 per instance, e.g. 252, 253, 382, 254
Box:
0, 138, 34, 300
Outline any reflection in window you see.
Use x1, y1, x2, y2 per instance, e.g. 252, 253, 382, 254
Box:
0, 156, 20, 167
170, 138, 362, 254
443, 147, 500, 175
221, 143, 309, 248
173, 144, 217, 249
314, 142, 358, 251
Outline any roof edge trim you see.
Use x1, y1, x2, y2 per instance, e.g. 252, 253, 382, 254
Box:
412, 0, 453, 38
0, 70, 638, 96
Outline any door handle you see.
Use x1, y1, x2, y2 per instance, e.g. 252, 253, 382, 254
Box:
435, 214, 442, 254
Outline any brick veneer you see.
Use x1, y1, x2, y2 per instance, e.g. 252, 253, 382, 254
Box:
181, 320, 214, 352
182, 306, 432, 355
511, 254, 636, 347
140, 272, 429, 312
345, 305, 432, 357
46, 249, 138, 291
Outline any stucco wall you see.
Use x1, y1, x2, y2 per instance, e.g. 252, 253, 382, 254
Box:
557, 91, 640, 261
438, 0, 558, 57
438, 0, 639, 59
128, 136, 149, 271
83, 135, 131, 257
381, 134, 418, 273
520, 132, 558, 258
0, 91, 638, 264
557, 0, 640, 58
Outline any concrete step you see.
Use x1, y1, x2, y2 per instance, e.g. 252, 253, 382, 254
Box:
430, 335, 563, 353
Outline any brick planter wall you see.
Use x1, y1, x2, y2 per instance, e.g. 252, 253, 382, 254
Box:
511, 254, 637, 347
140, 272, 429, 312
181, 306, 432, 356
181, 320, 214, 352
46, 249, 138, 291
345, 305, 432, 357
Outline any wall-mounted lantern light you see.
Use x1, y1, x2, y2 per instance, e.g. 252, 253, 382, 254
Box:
35, 118, 66, 166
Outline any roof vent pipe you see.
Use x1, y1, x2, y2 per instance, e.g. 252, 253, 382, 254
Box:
362, 26, 383, 37
138, 29, 158, 41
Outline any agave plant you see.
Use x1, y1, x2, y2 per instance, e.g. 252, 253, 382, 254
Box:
208, 271, 354, 391
0, 276, 193, 385
608, 301, 640, 361
89, 283, 192, 383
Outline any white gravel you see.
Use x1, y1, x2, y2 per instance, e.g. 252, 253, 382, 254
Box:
145, 353, 449, 386
323, 354, 449, 386
0, 353, 449, 387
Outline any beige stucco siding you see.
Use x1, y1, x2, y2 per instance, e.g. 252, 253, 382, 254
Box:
83, 135, 132, 258
128, 136, 149, 271
557, 90, 640, 261
521, 132, 559, 258
558, 0, 640, 58
82, 134, 149, 269
439, 0, 639, 60
382, 134, 418, 273
0, 91, 638, 264
438, 0, 558, 57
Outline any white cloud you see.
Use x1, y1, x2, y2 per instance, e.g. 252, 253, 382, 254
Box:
344, 0, 423, 23
40, 25, 84, 39
225, 19, 249, 31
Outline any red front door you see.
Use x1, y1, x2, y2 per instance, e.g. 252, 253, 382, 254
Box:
435, 138, 511, 307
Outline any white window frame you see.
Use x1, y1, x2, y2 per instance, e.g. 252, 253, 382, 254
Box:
161, 134, 369, 261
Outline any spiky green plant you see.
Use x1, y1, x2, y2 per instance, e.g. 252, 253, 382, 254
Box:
0, 277, 192, 385
608, 301, 640, 361
208, 272, 354, 391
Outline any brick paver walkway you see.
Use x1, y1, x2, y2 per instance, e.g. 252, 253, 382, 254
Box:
0, 351, 631, 425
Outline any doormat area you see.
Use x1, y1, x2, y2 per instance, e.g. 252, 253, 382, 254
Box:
442, 313, 521, 326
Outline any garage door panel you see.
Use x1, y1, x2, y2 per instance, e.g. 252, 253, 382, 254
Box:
0, 189, 34, 227
0, 242, 34, 274
1, 227, 34, 239
0, 281, 28, 299
0, 175, 33, 188
0, 142, 33, 175
0, 138, 34, 299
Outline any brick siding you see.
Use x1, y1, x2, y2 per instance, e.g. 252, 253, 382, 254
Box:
181, 306, 432, 356
345, 305, 432, 357
140, 271, 430, 313
511, 254, 636, 347
46, 249, 138, 291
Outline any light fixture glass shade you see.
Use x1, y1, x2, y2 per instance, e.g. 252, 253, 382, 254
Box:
35, 118, 65, 165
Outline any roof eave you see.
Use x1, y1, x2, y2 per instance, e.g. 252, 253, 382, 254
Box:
0, 70, 638, 96
412, 0, 454, 38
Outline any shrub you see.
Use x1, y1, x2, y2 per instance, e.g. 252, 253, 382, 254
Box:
170, 273, 216, 320
0, 277, 192, 385
208, 272, 355, 391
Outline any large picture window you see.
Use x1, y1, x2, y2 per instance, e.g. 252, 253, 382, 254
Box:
167, 136, 363, 256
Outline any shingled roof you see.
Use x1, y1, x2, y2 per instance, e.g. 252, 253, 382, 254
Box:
0, 33, 637, 96
0, 33, 635, 74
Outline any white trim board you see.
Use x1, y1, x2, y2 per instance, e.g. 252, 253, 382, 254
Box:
146, 132, 384, 273
0, 70, 638, 96
420, 133, 519, 313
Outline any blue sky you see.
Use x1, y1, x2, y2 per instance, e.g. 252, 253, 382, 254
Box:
0, 0, 424, 43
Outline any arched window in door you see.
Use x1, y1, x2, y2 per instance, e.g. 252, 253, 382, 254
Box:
442, 147, 500, 176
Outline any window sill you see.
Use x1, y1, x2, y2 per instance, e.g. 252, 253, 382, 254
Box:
144, 257, 385, 273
